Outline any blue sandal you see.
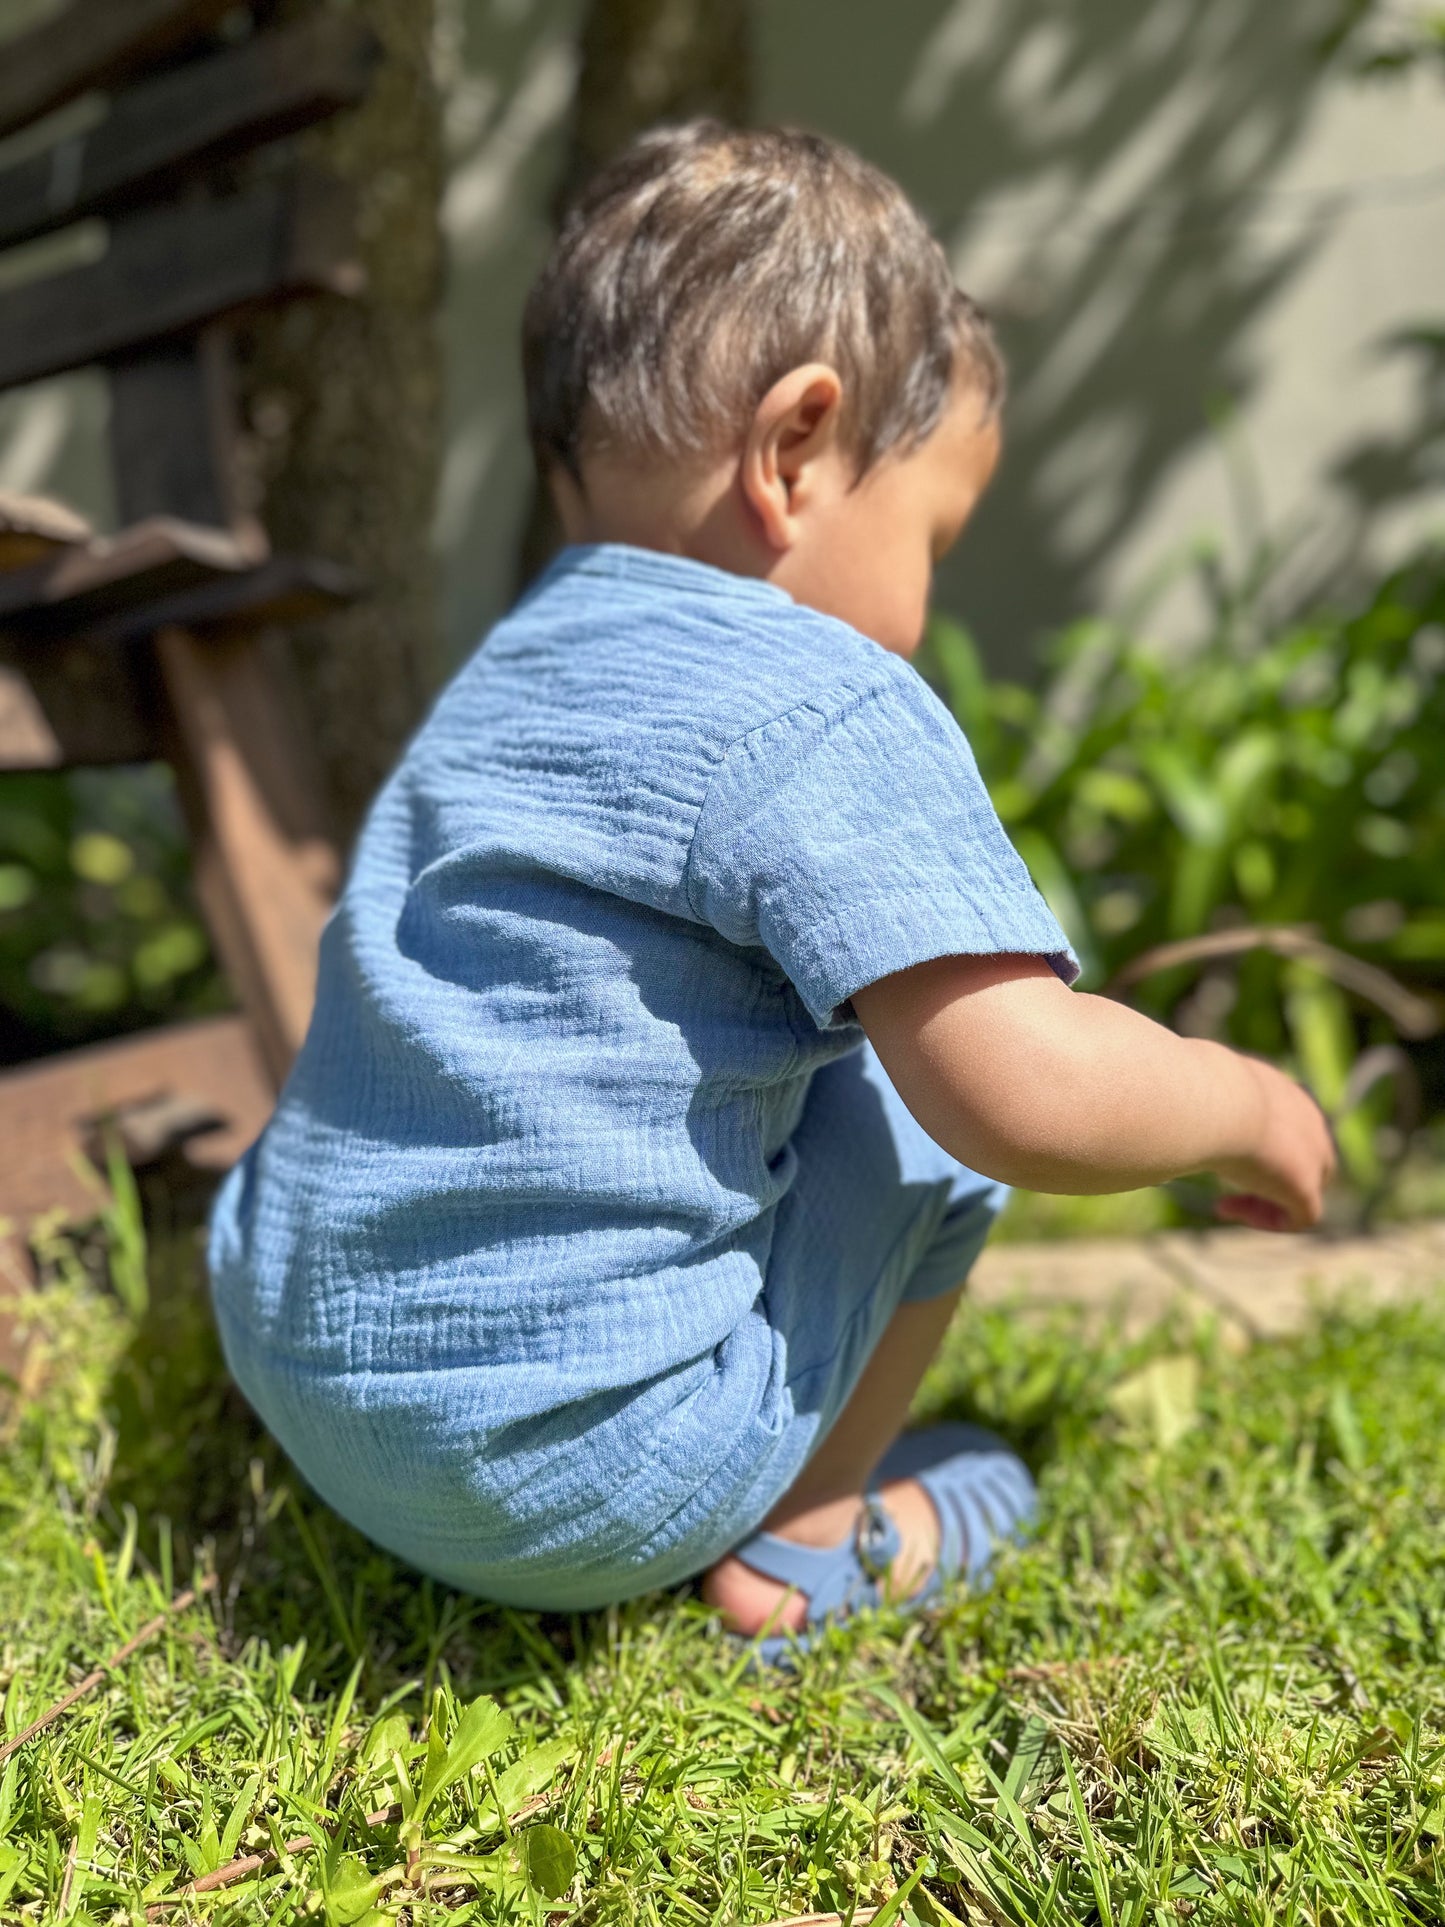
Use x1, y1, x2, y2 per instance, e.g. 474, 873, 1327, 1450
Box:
729, 1423, 1037, 1667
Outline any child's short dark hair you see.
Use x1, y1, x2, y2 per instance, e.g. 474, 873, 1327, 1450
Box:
523, 121, 1003, 486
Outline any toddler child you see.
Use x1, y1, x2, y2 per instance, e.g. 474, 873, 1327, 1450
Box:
209, 123, 1334, 1656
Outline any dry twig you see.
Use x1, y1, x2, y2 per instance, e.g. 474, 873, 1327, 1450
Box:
147, 1802, 403, 1911
0, 1575, 218, 1767
1105, 925, 1439, 1039
146, 1788, 558, 1913
57, 1833, 80, 1917
756, 1912, 880, 1927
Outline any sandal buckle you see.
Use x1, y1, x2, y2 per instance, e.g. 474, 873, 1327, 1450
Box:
855, 1496, 895, 1581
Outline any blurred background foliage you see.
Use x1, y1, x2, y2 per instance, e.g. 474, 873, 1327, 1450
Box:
922, 531, 1445, 1225
0, 767, 225, 1066
925, 545, 1445, 1007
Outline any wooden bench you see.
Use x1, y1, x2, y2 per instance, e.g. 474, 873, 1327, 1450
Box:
0, 0, 380, 1281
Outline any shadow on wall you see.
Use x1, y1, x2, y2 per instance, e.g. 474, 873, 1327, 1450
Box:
1331, 325, 1445, 549
435, 0, 586, 664
760, 0, 1387, 664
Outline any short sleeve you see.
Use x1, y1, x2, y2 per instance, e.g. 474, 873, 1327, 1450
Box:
685, 666, 1080, 1028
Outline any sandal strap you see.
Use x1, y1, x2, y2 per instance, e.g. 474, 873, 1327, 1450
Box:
872, 1422, 1037, 1591
730, 1495, 902, 1624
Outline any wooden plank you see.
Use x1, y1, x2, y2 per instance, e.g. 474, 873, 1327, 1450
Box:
0, 490, 91, 571
0, 544, 356, 659
76, 554, 361, 648
0, 1013, 272, 1245
156, 624, 337, 1085
0, 515, 264, 636
108, 334, 237, 529
0, 168, 360, 395
0, 16, 379, 251
0, 0, 236, 144
0, 636, 159, 768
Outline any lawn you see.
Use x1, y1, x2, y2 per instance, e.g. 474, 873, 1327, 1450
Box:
2, 1199, 1445, 1925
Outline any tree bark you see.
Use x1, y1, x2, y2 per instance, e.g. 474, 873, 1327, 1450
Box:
518, 0, 752, 585
235, 0, 444, 846
560, 0, 751, 209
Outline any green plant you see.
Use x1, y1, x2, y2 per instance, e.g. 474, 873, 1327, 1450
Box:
5, 1207, 1445, 1920
0, 764, 226, 1061
924, 539, 1445, 1203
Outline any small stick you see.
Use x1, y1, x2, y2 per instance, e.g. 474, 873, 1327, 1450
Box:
147, 1788, 557, 1911
148, 1804, 403, 1909
756, 1912, 880, 1927
57, 1833, 80, 1917
0, 1575, 218, 1767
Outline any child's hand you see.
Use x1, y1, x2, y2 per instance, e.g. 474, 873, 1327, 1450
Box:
1210, 1059, 1337, 1233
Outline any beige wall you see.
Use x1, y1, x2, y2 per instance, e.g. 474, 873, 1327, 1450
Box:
4, 0, 1444, 674
434, 0, 1445, 667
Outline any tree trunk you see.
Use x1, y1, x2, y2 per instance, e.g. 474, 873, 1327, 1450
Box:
517, 0, 752, 584
235, 0, 445, 846
561, 0, 751, 208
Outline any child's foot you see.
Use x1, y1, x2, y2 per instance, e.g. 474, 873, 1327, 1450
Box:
701, 1476, 940, 1637
701, 1423, 1036, 1652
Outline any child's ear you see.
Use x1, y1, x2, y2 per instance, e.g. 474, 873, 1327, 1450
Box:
740, 363, 844, 552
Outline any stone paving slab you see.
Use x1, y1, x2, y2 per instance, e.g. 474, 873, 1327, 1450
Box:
969, 1220, 1445, 1342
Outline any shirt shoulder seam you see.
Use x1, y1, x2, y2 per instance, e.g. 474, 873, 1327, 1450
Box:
681, 662, 911, 920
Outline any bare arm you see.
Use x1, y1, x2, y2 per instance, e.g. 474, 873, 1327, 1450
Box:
852, 953, 1336, 1231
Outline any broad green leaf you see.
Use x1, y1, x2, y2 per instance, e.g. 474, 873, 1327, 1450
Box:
176, 1833, 209, 1879
1108, 1355, 1199, 1450
361, 1713, 412, 1768
519, 1823, 576, 1899
416, 1713, 449, 1818
475, 1737, 575, 1833
872, 1687, 985, 1839
1141, 742, 1225, 845
1284, 964, 1377, 1183
1074, 766, 1154, 825
866, 1863, 926, 1927
1394, 913, 1445, 959
1061, 1751, 1114, 1926
218, 1773, 261, 1868
197, 1789, 221, 1876
1001, 1715, 1051, 1805
414, 1696, 513, 1826
323, 1854, 385, 1926
1213, 728, 1279, 812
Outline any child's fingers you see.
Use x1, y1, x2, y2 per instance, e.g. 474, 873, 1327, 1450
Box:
1215, 1193, 1295, 1233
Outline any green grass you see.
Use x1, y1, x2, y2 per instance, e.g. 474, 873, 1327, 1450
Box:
3, 1208, 1445, 1924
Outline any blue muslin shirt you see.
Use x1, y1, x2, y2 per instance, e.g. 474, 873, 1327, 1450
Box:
209, 544, 1078, 1608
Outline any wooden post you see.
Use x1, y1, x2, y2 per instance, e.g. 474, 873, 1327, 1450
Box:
154, 624, 337, 1086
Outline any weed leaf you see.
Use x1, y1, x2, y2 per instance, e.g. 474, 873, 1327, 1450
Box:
414, 1695, 513, 1826
322, 1853, 385, 1925
519, 1822, 576, 1898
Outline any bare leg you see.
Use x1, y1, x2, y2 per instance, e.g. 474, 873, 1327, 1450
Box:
700, 1284, 963, 1636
